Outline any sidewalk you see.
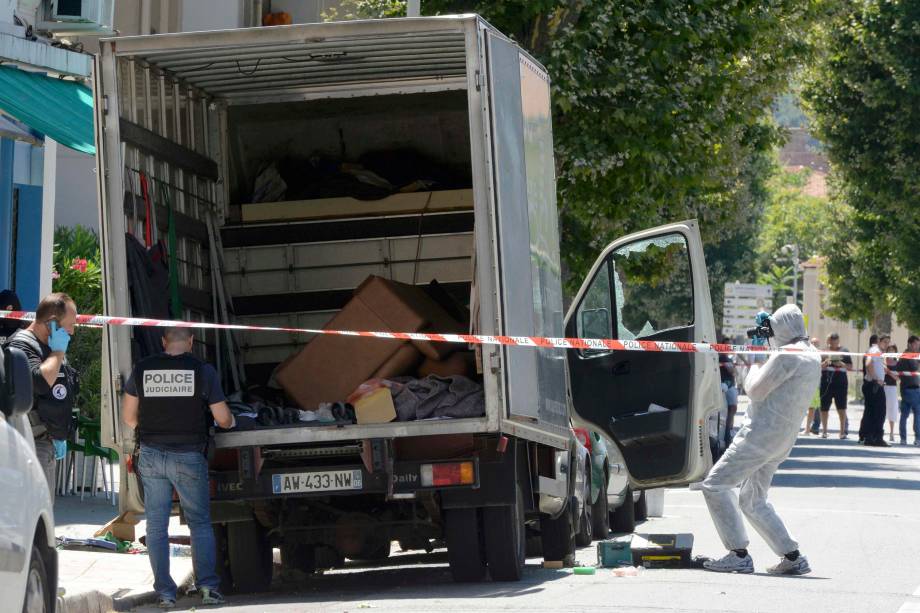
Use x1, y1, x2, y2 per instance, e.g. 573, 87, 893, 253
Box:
55, 494, 194, 613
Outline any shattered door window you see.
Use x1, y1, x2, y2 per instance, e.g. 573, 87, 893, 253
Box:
610, 234, 693, 339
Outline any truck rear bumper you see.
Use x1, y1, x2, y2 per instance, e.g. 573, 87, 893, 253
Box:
210, 458, 480, 501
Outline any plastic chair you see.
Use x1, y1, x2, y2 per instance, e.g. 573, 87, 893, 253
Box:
82, 440, 119, 506
77, 417, 119, 506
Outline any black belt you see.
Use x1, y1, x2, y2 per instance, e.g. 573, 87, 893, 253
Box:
904, 385, 920, 389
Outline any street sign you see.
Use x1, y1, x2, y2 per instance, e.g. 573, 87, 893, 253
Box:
722, 282, 773, 337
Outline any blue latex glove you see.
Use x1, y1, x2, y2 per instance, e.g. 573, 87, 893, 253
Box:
48, 321, 71, 353
53, 439, 68, 460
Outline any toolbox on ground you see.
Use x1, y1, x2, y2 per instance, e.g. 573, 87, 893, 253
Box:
597, 535, 634, 567
630, 533, 694, 568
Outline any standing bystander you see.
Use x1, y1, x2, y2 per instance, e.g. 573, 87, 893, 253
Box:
895, 335, 920, 446
860, 335, 889, 447
820, 333, 852, 439
883, 345, 900, 442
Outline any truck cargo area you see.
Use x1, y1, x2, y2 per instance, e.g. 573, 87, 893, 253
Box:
97, 17, 577, 589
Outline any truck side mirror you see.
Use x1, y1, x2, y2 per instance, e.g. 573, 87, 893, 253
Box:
1, 347, 33, 418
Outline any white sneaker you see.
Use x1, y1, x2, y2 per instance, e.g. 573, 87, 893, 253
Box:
703, 551, 754, 574
767, 555, 811, 575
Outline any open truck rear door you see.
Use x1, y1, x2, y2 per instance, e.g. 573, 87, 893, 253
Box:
565, 220, 720, 488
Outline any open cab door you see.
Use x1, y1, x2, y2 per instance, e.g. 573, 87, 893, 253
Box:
565, 220, 720, 488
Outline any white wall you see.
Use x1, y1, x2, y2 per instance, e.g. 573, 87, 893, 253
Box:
54, 145, 98, 230
181, 0, 245, 31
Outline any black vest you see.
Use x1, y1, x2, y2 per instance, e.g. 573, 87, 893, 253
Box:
135, 353, 210, 445
4, 329, 77, 440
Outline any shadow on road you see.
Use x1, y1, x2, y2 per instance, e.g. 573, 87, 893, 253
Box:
771, 471, 920, 490
778, 459, 919, 473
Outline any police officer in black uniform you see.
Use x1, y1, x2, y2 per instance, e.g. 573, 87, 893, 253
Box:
122, 326, 233, 608
5, 292, 79, 499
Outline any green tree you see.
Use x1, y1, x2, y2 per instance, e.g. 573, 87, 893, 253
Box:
755, 166, 849, 271
803, 0, 920, 329
329, 1, 820, 317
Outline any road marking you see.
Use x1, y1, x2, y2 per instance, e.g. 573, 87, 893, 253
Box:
897, 603, 920, 613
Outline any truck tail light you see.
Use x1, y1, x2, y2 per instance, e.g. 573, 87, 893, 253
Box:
573, 427, 592, 452
420, 462, 475, 487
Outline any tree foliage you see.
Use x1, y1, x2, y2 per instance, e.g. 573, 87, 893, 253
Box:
755, 166, 848, 269
51, 225, 103, 419
329, 1, 819, 325
803, 0, 920, 329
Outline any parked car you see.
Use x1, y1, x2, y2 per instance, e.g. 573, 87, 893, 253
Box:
0, 343, 58, 612
573, 428, 648, 546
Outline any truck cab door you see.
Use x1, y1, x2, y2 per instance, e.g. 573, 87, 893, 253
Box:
565, 220, 719, 488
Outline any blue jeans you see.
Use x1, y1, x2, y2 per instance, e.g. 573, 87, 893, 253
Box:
139, 446, 219, 600
900, 388, 920, 442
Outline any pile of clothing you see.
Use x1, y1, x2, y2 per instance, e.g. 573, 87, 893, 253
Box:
223, 388, 355, 430
251, 149, 471, 203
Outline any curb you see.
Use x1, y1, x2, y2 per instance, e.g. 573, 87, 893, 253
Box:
58, 569, 195, 613
58, 591, 113, 613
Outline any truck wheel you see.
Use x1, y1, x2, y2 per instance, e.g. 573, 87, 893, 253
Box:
483, 484, 526, 581
444, 508, 487, 582
541, 502, 576, 566
634, 489, 648, 522
228, 520, 274, 593
591, 472, 610, 539
575, 471, 594, 547
611, 486, 636, 534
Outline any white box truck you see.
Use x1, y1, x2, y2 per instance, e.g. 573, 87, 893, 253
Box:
93, 15, 721, 588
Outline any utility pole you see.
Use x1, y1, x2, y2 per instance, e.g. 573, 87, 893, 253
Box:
407, 0, 420, 17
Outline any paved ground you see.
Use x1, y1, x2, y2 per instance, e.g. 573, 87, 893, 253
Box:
55, 491, 192, 612
124, 400, 920, 613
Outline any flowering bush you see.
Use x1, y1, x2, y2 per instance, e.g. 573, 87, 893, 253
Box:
51, 225, 103, 420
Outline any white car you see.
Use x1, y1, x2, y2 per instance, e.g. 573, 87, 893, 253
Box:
0, 344, 58, 612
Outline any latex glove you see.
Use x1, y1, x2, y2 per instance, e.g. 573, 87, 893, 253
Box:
48, 321, 71, 353
53, 439, 68, 461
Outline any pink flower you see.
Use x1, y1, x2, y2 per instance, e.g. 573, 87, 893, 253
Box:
71, 258, 88, 273
51, 270, 60, 280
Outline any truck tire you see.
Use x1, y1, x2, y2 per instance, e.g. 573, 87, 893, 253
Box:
575, 469, 594, 547
541, 502, 576, 566
444, 508, 487, 582
611, 486, 636, 534
483, 484, 526, 581
634, 489, 648, 522
591, 471, 610, 539
228, 520, 273, 593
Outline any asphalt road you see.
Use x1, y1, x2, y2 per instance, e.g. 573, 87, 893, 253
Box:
140, 403, 920, 613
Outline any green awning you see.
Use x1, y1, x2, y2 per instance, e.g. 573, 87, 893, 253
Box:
0, 66, 95, 154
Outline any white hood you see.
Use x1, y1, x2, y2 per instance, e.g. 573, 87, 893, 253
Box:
769, 304, 808, 347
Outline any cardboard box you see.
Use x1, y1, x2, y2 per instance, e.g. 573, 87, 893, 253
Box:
372, 344, 422, 379
418, 351, 474, 378
354, 387, 397, 424
275, 275, 463, 409
275, 297, 413, 409
93, 511, 141, 542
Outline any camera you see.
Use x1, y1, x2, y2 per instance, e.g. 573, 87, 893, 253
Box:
746, 320, 774, 341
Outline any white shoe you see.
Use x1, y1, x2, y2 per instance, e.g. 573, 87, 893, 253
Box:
703, 551, 754, 574
767, 555, 811, 575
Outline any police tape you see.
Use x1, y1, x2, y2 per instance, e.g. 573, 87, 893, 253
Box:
1, 310, 918, 360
